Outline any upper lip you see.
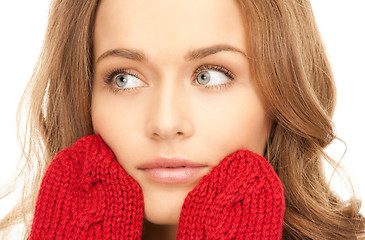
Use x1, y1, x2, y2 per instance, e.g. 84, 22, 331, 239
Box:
138, 157, 207, 169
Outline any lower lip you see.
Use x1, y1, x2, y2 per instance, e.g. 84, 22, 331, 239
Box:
140, 167, 206, 183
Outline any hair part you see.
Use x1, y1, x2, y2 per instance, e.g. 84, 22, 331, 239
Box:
1, 0, 364, 239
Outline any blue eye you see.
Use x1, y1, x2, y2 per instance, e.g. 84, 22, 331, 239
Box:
193, 65, 234, 89
104, 68, 146, 93
196, 70, 229, 86
114, 73, 144, 89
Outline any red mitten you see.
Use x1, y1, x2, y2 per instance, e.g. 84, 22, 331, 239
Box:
29, 135, 144, 240
177, 150, 285, 239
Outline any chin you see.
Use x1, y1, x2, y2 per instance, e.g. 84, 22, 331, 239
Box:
144, 212, 179, 225
143, 198, 181, 225
141, 185, 191, 225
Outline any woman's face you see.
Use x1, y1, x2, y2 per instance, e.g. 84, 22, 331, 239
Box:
92, 0, 271, 225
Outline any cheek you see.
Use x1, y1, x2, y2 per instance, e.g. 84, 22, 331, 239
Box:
194, 89, 270, 156
91, 91, 143, 167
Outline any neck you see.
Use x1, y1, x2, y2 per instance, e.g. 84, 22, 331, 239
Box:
142, 219, 178, 240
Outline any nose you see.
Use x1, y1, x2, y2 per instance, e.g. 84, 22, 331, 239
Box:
145, 82, 194, 141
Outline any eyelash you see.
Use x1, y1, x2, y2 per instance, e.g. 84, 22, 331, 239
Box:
103, 64, 235, 93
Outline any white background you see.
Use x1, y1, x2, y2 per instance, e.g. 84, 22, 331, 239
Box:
0, 0, 364, 220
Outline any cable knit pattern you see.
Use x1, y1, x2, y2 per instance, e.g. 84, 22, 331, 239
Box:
177, 150, 285, 239
29, 135, 144, 239
30, 135, 285, 239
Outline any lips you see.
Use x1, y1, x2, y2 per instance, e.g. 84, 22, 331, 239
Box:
138, 157, 208, 183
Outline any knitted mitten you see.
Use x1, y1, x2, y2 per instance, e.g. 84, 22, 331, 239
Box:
29, 135, 144, 240
177, 150, 285, 239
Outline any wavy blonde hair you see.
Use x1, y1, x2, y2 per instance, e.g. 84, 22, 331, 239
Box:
1, 0, 364, 239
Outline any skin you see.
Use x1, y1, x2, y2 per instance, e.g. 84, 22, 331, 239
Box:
92, 0, 271, 237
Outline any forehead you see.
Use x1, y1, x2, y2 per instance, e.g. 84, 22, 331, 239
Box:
94, 0, 246, 60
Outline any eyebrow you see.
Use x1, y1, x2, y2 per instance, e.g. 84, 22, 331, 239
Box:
95, 48, 147, 63
185, 44, 247, 61
95, 44, 247, 64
